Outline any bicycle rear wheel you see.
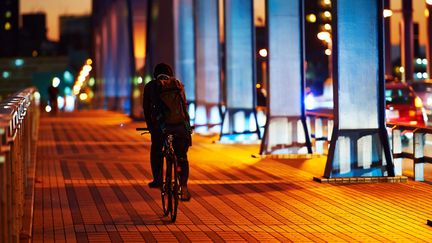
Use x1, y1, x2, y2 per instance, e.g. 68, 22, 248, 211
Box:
161, 157, 170, 216
170, 156, 180, 222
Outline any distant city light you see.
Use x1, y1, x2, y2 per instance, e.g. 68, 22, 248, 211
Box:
306, 14, 316, 23
323, 0, 331, 5
256, 83, 261, 89
383, 9, 393, 18
423, 72, 429, 79
45, 105, 52, 113
63, 71, 73, 83
33, 91, 41, 101
52, 77, 61, 88
317, 31, 331, 42
324, 11, 331, 18
79, 93, 88, 101
399, 67, 405, 73
2, 71, 10, 79
64, 87, 72, 95
259, 48, 268, 58
325, 49, 332, 56
422, 58, 428, 65
426, 9, 430, 18
427, 0, 432, 6
416, 72, 423, 79
137, 77, 143, 84
5, 11, 11, 18
4, 22, 11, 30
144, 74, 152, 84
88, 77, 95, 87
32, 50, 38, 57
14, 59, 24, 67
57, 96, 65, 110
416, 58, 422, 65
324, 24, 331, 30
86, 59, 93, 65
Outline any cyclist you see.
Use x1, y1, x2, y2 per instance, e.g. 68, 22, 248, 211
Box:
143, 63, 192, 201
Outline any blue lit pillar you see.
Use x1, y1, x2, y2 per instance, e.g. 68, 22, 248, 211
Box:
221, 0, 260, 141
174, 0, 195, 107
194, 0, 222, 133
260, 0, 312, 154
324, 0, 394, 178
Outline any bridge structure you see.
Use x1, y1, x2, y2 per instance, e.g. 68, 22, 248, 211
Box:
91, 0, 401, 179
2, 1, 432, 241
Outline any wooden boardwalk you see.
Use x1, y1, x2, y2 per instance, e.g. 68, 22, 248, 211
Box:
31, 110, 432, 242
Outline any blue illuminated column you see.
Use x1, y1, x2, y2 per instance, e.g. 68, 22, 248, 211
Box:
222, 0, 260, 141
115, 0, 134, 112
324, 0, 394, 178
260, 0, 312, 154
174, 0, 195, 105
194, 0, 222, 133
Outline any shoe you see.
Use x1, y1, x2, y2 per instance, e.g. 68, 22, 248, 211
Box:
148, 181, 162, 188
181, 187, 191, 201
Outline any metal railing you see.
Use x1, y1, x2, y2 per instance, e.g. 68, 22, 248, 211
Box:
0, 87, 39, 243
306, 110, 432, 181
387, 123, 432, 181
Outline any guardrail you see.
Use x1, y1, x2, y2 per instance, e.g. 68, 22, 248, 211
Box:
386, 123, 432, 181
0, 87, 39, 243
306, 110, 432, 181
306, 109, 334, 154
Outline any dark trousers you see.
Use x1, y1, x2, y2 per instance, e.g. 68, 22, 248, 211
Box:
165, 124, 190, 187
151, 125, 190, 187
150, 132, 163, 184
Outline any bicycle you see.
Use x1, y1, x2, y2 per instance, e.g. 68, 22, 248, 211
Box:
136, 127, 181, 222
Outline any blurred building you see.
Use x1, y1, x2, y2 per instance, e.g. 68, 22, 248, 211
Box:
0, 56, 70, 101
19, 13, 49, 56
59, 15, 91, 68
0, 0, 19, 57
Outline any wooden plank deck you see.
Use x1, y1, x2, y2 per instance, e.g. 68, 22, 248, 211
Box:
31, 110, 432, 242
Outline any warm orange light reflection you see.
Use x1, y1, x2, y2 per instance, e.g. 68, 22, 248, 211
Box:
133, 24, 146, 70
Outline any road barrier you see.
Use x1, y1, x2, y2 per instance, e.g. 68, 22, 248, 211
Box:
0, 87, 39, 243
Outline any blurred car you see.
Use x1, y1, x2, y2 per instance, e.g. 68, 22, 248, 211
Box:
385, 82, 427, 126
409, 80, 432, 116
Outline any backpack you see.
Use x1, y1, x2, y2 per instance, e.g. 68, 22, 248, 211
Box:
157, 78, 188, 126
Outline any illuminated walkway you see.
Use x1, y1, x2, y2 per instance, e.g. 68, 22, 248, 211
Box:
32, 110, 432, 242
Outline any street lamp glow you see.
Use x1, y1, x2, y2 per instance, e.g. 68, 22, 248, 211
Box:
325, 49, 332, 56
323, 0, 331, 5
427, 0, 432, 6
317, 31, 331, 42
259, 48, 268, 58
52, 77, 60, 88
399, 67, 405, 73
324, 24, 331, 30
416, 58, 422, 64
383, 9, 393, 18
79, 93, 88, 101
324, 11, 331, 18
306, 14, 316, 23
422, 58, 428, 65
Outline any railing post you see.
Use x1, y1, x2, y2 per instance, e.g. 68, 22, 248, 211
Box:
315, 118, 323, 154
392, 128, 403, 176
414, 131, 425, 181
